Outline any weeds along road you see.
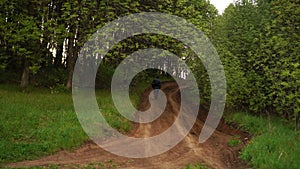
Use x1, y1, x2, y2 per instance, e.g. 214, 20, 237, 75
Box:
8, 81, 250, 169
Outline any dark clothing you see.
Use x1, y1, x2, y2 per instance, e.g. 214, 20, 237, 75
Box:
151, 78, 161, 89
152, 78, 161, 99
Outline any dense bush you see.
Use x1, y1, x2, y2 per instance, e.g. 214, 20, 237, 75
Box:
211, 0, 300, 127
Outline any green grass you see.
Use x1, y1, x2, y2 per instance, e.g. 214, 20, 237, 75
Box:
226, 112, 300, 169
227, 135, 240, 147
96, 90, 132, 133
185, 163, 208, 169
0, 84, 132, 166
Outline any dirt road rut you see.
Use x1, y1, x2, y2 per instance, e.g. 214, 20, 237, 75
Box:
8, 82, 250, 169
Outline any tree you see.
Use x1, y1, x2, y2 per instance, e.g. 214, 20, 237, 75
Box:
214, 0, 300, 128
0, 0, 45, 88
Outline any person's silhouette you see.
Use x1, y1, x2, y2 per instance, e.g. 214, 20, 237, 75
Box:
151, 76, 161, 99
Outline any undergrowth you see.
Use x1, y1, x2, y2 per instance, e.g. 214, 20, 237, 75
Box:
0, 84, 133, 166
185, 163, 208, 169
226, 112, 300, 169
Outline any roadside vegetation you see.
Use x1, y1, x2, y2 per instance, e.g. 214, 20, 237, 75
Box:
0, 84, 133, 165
185, 163, 208, 169
226, 112, 300, 169
0, 0, 299, 168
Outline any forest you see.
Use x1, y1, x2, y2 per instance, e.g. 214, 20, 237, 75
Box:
0, 0, 299, 168
1, 0, 298, 128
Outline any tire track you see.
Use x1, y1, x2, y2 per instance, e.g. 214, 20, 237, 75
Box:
7, 81, 250, 169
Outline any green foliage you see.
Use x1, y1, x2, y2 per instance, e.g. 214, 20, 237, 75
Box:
0, 0, 217, 88
49, 84, 68, 94
227, 135, 241, 147
213, 0, 300, 127
0, 0, 48, 87
226, 112, 300, 169
1, 0, 299, 166
33, 66, 68, 88
96, 64, 115, 89
185, 163, 208, 169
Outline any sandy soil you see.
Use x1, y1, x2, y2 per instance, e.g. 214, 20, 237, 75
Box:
7, 81, 251, 169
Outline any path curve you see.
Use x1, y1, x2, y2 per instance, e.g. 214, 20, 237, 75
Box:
7, 81, 250, 169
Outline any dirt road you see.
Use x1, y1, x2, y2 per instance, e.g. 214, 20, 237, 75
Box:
8, 82, 250, 169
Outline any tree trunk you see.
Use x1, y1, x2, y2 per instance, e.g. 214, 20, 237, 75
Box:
66, 36, 74, 90
54, 41, 64, 67
20, 58, 29, 89
66, 65, 73, 89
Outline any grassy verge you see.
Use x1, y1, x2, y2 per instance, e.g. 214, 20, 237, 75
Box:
185, 163, 208, 169
225, 112, 300, 169
0, 84, 132, 166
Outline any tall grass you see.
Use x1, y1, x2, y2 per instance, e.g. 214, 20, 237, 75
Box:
0, 76, 173, 166
185, 163, 208, 169
0, 84, 132, 165
226, 112, 300, 169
